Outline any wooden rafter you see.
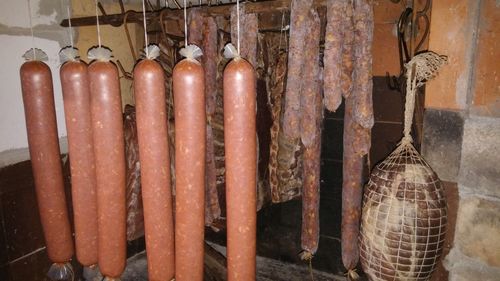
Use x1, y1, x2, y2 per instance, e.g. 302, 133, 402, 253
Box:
60, 0, 326, 27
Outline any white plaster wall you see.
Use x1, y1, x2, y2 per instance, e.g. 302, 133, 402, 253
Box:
0, 0, 68, 165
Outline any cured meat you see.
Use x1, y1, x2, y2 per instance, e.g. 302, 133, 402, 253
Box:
20, 60, 74, 268
341, 95, 368, 278
299, 9, 322, 259
188, 8, 204, 46
282, 0, 314, 139
123, 105, 144, 241
173, 55, 206, 281
323, 0, 347, 111
352, 0, 374, 129
60, 59, 98, 267
230, 4, 258, 68
134, 58, 175, 281
224, 57, 257, 281
203, 16, 221, 225
341, 0, 355, 100
89, 59, 127, 279
190, 13, 221, 226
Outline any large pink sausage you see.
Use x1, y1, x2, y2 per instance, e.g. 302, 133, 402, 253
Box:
20, 60, 74, 264
60, 60, 98, 267
134, 59, 175, 281
88, 61, 126, 279
224, 58, 257, 281
173, 58, 206, 281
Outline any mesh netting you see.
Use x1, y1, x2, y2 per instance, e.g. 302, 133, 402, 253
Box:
359, 52, 448, 281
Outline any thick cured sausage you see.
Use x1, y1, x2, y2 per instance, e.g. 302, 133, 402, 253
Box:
134, 59, 175, 281
60, 60, 98, 267
341, 0, 355, 100
299, 8, 322, 259
224, 57, 257, 281
173, 57, 206, 281
341, 95, 370, 279
352, 0, 374, 129
202, 16, 221, 226
89, 60, 126, 279
20, 60, 74, 265
323, 0, 346, 111
282, 0, 313, 139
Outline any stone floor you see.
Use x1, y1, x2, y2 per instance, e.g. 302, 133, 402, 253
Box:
118, 243, 345, 281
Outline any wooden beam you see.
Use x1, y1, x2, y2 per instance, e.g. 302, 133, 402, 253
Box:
60, 0, 326, 27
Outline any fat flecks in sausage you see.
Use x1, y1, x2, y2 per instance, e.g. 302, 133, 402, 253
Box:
134, 59, 175, 281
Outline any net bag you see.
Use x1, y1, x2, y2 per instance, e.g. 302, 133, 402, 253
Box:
359, 52, 448, 281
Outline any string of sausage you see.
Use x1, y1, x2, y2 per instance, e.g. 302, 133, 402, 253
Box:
299, 8, 323, 260
189, 10, 221, 226
341, 0, 374, 278
60, 60, 98, 267
134, 59, 175, 281
20, 60, 74, 268
89, 60, 127, 279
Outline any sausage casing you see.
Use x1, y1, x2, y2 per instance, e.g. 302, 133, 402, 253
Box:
299, 8, 322, 258
20, 60, 74, 264
224, 58, 257, 281
173, 58, 206, 281
60, 60, 98, 267
134, 59, 175, 281
89, 61, 126, 278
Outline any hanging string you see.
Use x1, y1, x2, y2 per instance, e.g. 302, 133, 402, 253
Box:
67, 4, 74, 48
141, 0, 149, 58
95, 0, 102, 47
278, 11, 285, 51
236, 0, 240, 54
27, 0, 36, 60
183, 0, 188, 47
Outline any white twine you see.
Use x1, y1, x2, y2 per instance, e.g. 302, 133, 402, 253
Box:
183, 0, 188, 46
95, 0, 101, 47
236, 0, 240, 54
67, 3, 73, 48
27, 0, 36, 60
278, 11, 285, 50
141, 0, 149, 58
401, 52, 447, 145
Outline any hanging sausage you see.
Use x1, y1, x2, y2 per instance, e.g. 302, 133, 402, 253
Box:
134, 45, 175, 281
230, 4, 258, 69
88, 46, 127, 280
299, 8, 322, 261
341, 0, 374, 278
352, 0, 374, 129
223, 43, 257, 281
323, 0, 347, 111
189, 11, 222, 226
203, 16, 222, 226
173, 45, 206, 281
59, 47, 98, 270
20, 48, 74, 280
282, 0, 313, 139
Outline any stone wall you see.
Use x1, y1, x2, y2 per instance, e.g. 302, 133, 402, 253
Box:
422, 1, 500, 280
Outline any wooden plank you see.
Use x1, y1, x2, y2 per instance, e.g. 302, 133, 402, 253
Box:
60, 0, 326, 27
